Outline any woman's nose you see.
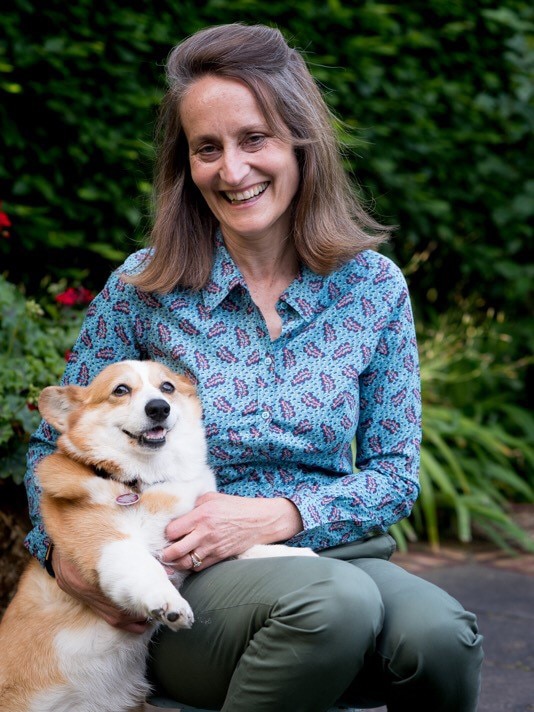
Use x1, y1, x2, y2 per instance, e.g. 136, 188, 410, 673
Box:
219, 148, 250, 186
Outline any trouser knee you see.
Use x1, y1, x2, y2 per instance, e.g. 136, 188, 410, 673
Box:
272, 558, 384, 671
389, 607, 483, 711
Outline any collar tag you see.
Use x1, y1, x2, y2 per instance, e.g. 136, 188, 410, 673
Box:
115, 492, 140, 506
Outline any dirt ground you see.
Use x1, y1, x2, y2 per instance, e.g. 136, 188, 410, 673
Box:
0, 480, 32, 617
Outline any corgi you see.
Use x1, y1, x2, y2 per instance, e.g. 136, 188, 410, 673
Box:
0, 360, 316, 712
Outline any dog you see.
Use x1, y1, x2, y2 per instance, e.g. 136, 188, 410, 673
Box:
0, 360, 316, 712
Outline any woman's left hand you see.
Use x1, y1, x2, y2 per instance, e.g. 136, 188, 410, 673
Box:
162, 492, 303, 572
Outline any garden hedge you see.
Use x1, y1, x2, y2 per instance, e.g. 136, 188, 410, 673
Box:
1, 0, 532, 325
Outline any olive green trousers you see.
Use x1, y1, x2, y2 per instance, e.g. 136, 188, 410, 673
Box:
148, 536, 483, 711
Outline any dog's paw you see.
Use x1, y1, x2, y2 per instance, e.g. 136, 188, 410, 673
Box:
145, 591, 194, 631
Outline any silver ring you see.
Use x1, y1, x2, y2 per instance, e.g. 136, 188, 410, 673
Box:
190, 551, 203, 569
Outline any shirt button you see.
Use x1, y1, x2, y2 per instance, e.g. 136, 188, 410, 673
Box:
261, 410, 270, 421
265, 356, 273, 367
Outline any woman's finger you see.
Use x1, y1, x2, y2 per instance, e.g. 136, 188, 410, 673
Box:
54, 549, 150, 633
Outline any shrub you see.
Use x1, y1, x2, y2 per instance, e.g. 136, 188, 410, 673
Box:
0, 275, 85, 482
392, 309, 534, 552
1, 0, 532, 324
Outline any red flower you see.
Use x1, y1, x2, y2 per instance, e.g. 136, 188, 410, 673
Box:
55, 288, 79, 306
55, 286, 94, 307
27, 402, 38, 411
0, 201, 11, 239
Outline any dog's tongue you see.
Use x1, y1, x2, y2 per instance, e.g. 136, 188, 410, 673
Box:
144, 427, 166, 441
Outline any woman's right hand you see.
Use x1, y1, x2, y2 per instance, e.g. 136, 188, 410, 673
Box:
52, 548, 150, 634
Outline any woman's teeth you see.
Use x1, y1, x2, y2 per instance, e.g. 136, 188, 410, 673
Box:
224, 182, 268, 204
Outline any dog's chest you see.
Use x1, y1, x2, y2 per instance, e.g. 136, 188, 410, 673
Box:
113, 479, 209, 552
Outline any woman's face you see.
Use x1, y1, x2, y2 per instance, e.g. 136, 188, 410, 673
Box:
180, 75, 300, 247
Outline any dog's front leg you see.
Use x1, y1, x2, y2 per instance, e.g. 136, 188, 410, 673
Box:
98, 540, 194, 630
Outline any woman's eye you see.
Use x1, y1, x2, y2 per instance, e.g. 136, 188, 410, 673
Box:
196, 144, 220, 159
113, 384, 130, 396
244, 134, 266, 149
160, 381, 175, 394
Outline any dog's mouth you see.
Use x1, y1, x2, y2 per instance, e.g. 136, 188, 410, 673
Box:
123, 426, 168, 449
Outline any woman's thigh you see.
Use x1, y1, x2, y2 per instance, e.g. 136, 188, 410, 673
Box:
148, 555, 384, 711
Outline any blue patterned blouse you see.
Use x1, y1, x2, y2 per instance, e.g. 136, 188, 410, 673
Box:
25, 237, 421, 563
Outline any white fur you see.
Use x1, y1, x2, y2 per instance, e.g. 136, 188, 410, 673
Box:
32, 623, 151, 712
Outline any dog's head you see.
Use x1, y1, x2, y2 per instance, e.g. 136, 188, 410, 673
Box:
38, 360, 204, 482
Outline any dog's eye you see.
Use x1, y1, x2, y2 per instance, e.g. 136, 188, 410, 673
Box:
160, 381, 175, 394
112, 384, 131, 397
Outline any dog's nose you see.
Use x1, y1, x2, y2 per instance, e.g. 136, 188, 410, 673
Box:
145, 399, 171, 423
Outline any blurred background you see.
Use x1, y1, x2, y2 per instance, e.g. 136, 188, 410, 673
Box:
1, 0, 533, 607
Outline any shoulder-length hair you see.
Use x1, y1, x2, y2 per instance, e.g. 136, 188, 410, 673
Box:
127, 23, 392, 293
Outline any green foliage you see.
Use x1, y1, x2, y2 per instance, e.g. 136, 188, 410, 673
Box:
1, 0, 532, 322
391, 310, 534, 553
0, 275, 84, 483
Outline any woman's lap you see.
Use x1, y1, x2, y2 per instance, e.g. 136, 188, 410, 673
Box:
148, 553, 483, 712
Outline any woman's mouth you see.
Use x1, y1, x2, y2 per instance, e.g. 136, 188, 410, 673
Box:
223, 182, 269, 204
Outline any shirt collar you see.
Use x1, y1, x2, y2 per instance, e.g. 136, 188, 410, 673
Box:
202, 232, 247, 312
281, 266, 329, 322
202, 230, 331, 321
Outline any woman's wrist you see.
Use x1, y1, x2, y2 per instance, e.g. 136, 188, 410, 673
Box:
267, 497, 304, 542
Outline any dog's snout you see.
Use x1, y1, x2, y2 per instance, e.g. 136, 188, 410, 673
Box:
145, 399, 170, 423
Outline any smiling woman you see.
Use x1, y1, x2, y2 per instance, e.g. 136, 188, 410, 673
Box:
182, 75, 300, 249
179, 74, 302, 340
21, 22, 483, 712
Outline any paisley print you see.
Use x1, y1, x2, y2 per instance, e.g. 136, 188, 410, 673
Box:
25, 235, 421, 561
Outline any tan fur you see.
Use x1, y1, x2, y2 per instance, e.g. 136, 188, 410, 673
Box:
0, 562, 67, 707
141, 489, 182, 516
39, 454, 128, 585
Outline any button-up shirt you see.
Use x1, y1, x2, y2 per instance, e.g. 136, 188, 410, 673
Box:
25, 237, 421, 563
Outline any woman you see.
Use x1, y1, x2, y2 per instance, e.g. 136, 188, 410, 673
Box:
25, 23, 483, 712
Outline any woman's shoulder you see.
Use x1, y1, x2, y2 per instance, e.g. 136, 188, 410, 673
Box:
339, 249, 408, 290
116, 248, 153, 277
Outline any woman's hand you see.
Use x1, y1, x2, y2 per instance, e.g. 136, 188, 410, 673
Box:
52, 548, 150, 634
162, 492, 303, 572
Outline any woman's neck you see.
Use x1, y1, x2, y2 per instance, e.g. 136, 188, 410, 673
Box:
222, 230, 300, 340
223, 231, 299, 295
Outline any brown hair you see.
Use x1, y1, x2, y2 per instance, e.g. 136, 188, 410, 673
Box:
127, 23, 392, 293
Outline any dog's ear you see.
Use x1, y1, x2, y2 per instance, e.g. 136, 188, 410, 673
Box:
38, 385, 86, 433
